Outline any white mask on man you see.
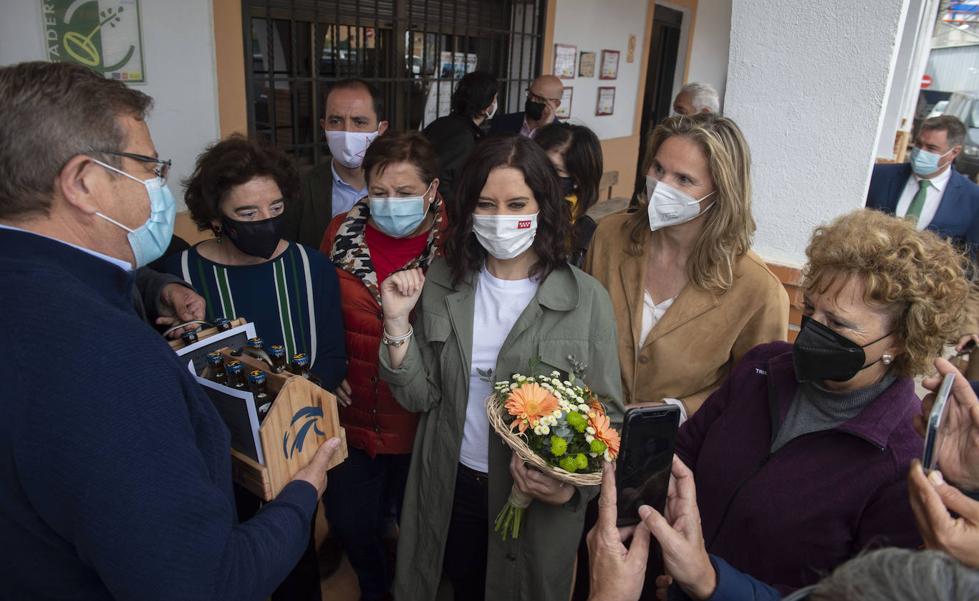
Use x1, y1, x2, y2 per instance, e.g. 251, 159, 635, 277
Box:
326, 130, 379, 169
472, 213, 538, 259
646, 176, 714, 232
484, 101, 498, 121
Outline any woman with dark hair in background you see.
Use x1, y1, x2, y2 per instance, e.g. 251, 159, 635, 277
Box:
535, 122, 604, 266
377, 134, 625, 601
423, 70, 498, 204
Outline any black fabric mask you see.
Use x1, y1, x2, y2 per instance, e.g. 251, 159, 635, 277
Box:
221, 213, 284, 259
792, 315, 892, 383
559, 176, 576, 197
525, 98, 546, 121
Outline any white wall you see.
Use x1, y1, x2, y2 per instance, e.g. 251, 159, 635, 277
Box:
0, 0, 221, 211
552, 0, 649, 140
684, 0, 731, 107
725, 0, 909, 266
876, 0, 938, 158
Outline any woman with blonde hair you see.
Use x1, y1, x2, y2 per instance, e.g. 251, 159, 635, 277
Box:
584, 113, 788, 418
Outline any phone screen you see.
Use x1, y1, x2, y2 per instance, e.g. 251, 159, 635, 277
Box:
923, 373, 956, 472
615, 405, 680, 527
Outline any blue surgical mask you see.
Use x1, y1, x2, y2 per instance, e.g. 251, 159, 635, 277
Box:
92, 159, 176, 267
910, 146, 953, 177
369, 184, 432, 238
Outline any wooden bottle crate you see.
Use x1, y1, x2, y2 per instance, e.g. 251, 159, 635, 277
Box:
220, 350, 347, 501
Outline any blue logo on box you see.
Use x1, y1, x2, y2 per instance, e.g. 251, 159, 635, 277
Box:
282, 406, 326, 459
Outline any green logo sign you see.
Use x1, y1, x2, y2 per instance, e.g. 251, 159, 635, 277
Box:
41, 0, 145, 82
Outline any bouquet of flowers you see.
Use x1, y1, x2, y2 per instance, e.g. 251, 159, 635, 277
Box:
485, 368, 620, 540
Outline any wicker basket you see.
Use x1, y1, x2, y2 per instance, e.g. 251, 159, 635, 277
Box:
485, 394, 602, 487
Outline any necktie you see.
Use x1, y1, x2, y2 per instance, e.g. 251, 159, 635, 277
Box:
906, 179, 931, 225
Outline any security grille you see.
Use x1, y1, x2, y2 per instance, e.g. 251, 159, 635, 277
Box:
244, 0, 547, 167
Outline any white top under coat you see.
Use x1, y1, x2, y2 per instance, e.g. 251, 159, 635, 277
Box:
459, 266, 539, 473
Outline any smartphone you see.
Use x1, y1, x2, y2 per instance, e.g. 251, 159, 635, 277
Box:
923, 373, 956, 472
615, 405, 680, 527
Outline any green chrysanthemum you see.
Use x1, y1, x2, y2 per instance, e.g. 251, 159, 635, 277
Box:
550, 435, 568, 457
566, 411, 588, 433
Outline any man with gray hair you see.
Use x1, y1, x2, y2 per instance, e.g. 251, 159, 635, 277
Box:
672, 82, 721, 116
0, 61, 340, 600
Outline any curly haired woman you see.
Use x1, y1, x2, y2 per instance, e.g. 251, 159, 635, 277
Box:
662, 209, 972, 598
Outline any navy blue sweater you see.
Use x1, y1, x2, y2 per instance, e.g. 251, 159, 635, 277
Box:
0, 229, 318, 601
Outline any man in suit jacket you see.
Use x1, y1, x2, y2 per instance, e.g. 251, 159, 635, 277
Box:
489, 74, 563, 137
283, 79, 389, 249
867, 115, 979, 258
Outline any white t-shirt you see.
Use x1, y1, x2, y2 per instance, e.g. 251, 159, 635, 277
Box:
459, 267, 539, 473
639, 291, 675, 347
894, 166, 952, 230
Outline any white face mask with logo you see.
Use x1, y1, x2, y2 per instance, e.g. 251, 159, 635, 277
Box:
645, 176, 715, 232
472, 213, 538, 260
326, 129, 379, 169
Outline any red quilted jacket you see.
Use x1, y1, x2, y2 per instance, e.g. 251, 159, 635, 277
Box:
321, 199, 447, 456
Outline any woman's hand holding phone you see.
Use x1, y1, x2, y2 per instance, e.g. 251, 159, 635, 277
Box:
908, 460, 979, 569
916, 358, 979, 490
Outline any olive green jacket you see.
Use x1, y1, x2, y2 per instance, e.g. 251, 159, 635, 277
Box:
378, 258, 625, 601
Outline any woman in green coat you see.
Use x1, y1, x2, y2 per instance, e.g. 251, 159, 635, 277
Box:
378, 135, 625, 601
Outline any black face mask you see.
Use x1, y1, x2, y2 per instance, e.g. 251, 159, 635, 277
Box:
559, 176, 576, 197
525, 98, 546, 121
792, 315, 893, 383
221, 213, 284, 259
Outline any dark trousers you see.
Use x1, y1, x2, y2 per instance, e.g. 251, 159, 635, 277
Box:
234, 483, 322, 601
443, 463, 489, 601
324, 448, 411, 601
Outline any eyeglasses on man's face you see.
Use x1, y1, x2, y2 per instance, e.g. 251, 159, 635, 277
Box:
527, 88, 561, 105
92, 150, 172, 183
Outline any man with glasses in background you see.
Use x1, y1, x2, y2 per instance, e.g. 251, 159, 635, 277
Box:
491, 74, 564, 137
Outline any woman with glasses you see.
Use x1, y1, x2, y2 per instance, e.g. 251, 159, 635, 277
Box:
161, 135, 346, 388
160, 134, 346, 600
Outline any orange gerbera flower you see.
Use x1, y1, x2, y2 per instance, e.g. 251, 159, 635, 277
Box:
589, 411, 621, 457
505, 383, 560, 433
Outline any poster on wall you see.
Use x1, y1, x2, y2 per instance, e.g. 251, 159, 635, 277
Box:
41, 0, 146, 82
600, 49, 620, 80
422, 81, 454, 127
553, 44, 577, 79
596, 87, 615, 116
579, 52, 596, 78
439, 51, 478, 79
556, 87, 573, 119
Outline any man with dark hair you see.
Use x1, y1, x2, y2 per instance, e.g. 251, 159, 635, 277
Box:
0, 61, 340, 601
423, 70, 498, 204
490, 74, 563, 137
867, 115, 979, 255
284, 78, 389, 248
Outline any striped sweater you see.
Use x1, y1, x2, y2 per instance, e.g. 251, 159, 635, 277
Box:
162, 242, 346, 389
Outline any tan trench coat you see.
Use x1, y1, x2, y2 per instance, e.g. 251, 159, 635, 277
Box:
584, 212, 789, 415
378, 258, 625, 601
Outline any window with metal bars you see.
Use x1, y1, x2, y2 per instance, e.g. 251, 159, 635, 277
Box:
244, 0, 547, 168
